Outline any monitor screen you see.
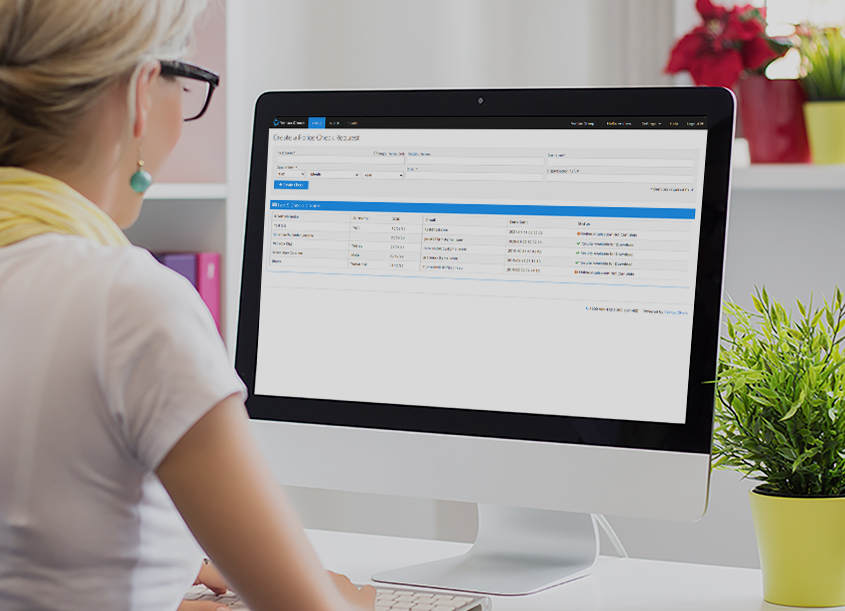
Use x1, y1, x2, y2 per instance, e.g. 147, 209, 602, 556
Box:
254, 115, 707, 427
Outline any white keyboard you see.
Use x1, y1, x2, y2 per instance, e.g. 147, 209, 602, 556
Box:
184, 584, 491, 611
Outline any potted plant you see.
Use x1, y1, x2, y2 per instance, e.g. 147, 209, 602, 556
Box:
799, 27, 845, 164
665, 0, 809, 163
715, 288, 845, 607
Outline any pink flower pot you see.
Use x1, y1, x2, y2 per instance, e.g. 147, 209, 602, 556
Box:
737, 76, 811, 164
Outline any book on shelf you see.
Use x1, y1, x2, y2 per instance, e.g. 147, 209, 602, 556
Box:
154, 251, 221, 333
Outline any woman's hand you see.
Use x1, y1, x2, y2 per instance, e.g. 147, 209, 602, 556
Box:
176, 572, 373, 611
195, 559, 230, 595
178, 601, 230, 611
180, 560, 232, 611
328, 572, 376, 611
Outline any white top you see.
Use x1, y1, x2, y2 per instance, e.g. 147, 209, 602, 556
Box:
0, 234, 246, 611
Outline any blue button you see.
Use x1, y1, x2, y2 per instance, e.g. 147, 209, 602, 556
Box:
308, 117, 326, 129
274, 181, 309, 190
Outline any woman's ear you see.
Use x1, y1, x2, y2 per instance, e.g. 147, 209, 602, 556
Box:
132, 60, 162, 140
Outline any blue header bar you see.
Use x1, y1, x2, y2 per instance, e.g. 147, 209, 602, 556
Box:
308, 117, 326, 129
269, 200, 695, 220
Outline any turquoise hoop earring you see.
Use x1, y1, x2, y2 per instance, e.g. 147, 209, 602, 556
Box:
130, 153, 153, 194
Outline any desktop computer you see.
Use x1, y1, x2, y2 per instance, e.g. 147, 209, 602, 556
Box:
235, 88, 734, 595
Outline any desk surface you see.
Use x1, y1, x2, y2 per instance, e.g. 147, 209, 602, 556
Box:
306, 529, 801, 611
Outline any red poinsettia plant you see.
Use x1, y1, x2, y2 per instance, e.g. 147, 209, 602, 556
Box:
666, 0, 789, 88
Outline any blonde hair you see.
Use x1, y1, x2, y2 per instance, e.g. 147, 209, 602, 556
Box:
0, 0, 208, 167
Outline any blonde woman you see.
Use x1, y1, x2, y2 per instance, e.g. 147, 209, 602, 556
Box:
0, 1, 375, 610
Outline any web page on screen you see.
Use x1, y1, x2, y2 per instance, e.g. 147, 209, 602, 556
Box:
253, 117, 708, 424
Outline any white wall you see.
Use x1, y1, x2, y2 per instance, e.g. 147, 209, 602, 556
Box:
226, 0, 806, 569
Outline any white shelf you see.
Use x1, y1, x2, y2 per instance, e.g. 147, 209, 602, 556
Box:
144, 182, 227, 200
732, 164, 845, 191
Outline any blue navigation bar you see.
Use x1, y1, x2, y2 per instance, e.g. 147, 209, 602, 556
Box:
274, 180, 309, 190
269, 200, 695, 220
308, 117, 326, 129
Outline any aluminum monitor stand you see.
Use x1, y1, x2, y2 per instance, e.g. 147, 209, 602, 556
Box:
373, 505, 599, 596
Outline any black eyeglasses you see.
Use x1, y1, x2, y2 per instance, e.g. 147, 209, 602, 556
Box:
159, 60, 220, 121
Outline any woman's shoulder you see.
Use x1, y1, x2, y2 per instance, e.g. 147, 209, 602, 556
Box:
3, 232, 156, 272
2, 233, 203, 316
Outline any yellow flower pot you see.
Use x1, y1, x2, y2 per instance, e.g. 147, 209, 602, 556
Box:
803, 100, 845, 164
749, 488, 845, 607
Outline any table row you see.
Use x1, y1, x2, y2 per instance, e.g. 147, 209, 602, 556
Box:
266, 257, 688, 280
271, 211, 693, 231
270, 233, 691, 250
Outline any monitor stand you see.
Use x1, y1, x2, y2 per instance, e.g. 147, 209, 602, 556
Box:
372, 504, 599, 596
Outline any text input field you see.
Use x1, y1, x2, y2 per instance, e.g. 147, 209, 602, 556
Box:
547, 174, 693, 184
547, 158, 693, 168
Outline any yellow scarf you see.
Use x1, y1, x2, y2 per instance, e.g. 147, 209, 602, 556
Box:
0, 167, 130, 248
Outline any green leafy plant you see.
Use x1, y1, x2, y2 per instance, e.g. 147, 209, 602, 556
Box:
799, 27, 845, 101
714, 287, 845, 496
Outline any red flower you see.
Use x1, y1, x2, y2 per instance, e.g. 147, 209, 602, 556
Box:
666, 0, 784, 88
697, 0, 727, 20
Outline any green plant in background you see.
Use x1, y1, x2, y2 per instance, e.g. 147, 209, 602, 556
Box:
714, 288, 845, 496
799, 27, 845, 101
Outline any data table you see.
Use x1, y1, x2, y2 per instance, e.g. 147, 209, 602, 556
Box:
268, 201, 695, 283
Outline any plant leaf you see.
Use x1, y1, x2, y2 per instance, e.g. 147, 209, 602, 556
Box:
752, 293, 765, 314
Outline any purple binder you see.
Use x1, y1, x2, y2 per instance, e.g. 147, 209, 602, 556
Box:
160, 253, 197, 287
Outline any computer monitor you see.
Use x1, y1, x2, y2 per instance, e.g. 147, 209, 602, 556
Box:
235, 88, 733, 595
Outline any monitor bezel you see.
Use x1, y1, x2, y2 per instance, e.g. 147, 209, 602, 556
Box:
236, 87, 733, 455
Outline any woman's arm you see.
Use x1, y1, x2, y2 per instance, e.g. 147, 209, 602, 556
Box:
157, 394, 375, 611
